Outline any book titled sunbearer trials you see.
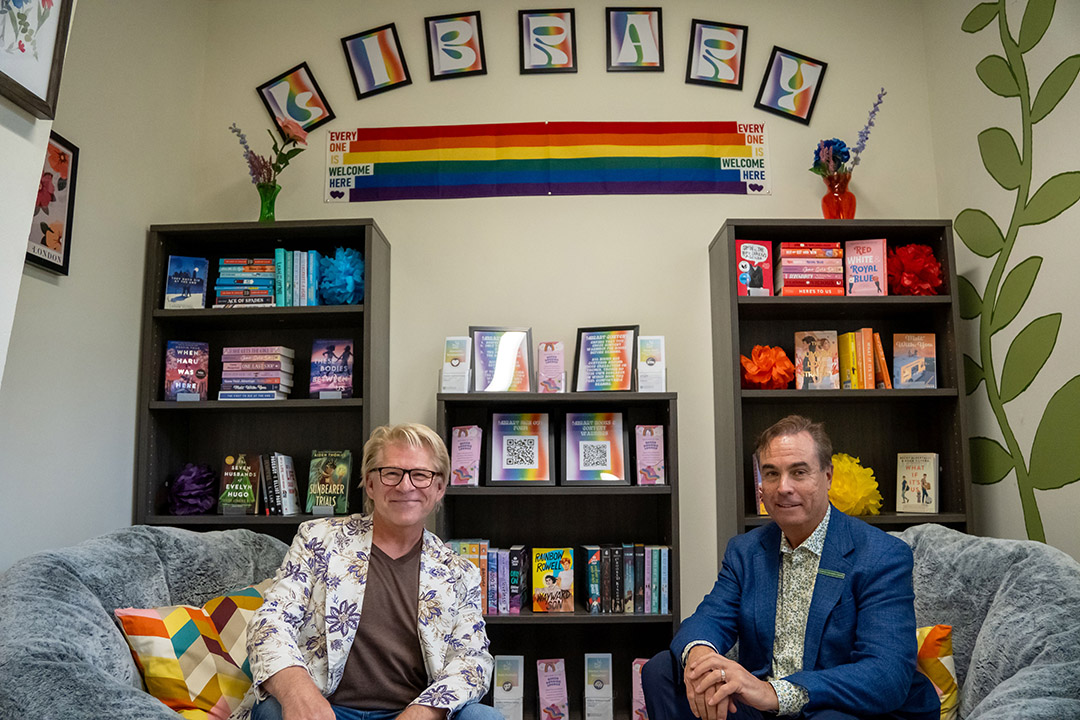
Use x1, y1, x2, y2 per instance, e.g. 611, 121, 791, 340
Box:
219, 453, 260, 514
306, 449, 352, 514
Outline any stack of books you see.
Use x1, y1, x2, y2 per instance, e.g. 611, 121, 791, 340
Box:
274, 249, 322, 307
218, 345, 294, 400
774, 242, 844, 296
214, 257, 276, 307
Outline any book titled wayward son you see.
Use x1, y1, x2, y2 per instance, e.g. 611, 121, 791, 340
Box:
893, 333, 937, 388
164, 341, 209, 400
564, 412, 627, 484
164, 256, 208, 309
309, 338, 354, 398
219, 453, 260, 514
532, 547, 573, 612
490, 413, 552, 484
306, 449, 352, 515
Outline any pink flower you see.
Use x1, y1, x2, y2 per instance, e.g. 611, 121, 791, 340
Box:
18, 41, 25, 53
276, 116, 308, 145
36, 173, 55, 211
42, 0, 54, 8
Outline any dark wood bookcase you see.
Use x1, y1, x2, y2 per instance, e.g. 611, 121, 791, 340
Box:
134, 219, 390, 543
709, 219, 973, 561
436, 391, 680, 720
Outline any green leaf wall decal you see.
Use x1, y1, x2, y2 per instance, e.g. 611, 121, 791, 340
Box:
970, 436, 1014, 484
1031, 55, 1080, 123
976, 55, 1019, 97
1023, 172, 1080, 225
992, 257, 1042, 333
962, 2, 999, 32
999, 314, 1061, 402
1018, 0, 1055, 53
1028, 376, 1080, 489
955, 208, 1005, 257
978, 128, 1024, 190
964, 354, 985, 395
958, 275, 983, 319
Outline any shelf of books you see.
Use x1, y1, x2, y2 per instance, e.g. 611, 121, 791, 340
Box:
436, 392, 679, 720
709, 219, 973, 557
134, 220, 390, 544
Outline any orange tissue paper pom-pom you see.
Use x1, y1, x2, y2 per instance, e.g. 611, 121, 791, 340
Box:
740, 345, 795, 389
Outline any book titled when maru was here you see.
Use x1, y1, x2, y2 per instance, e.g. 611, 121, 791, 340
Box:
306, 449, 352, 515
219, 453, 260, 514
164, 341, 209, 400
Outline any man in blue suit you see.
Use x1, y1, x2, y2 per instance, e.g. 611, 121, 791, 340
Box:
642, 415, 939, 720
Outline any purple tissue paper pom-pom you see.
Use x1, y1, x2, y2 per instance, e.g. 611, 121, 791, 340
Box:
318, 247, 365, 305
168, 463, 218, 515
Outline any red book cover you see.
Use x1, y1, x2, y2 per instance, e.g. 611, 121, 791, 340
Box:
779, 287, 845, 296
779, 242, 843, 249
736, 240, 774, 297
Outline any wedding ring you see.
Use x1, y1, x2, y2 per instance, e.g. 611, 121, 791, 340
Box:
721, 669, 727, 683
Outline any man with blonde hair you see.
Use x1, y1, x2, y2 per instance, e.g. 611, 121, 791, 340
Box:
232, 423, 497, 720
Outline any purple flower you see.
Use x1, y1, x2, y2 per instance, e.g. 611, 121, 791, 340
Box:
851, 88, 887, 167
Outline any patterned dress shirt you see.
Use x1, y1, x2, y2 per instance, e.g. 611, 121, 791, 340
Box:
767, 505, 832, 715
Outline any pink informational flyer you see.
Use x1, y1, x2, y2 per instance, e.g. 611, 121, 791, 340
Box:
450, 425, 482, 486
537, 659, 569, 720
635, 425, 665, 485
537, 341, 565, 393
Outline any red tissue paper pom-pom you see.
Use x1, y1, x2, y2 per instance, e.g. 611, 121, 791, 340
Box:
740, 345, 795, 389
887, 244, 943, 296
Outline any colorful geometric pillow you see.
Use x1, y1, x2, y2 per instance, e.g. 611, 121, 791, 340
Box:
115, 579, 272, 720
916, 624, 959, 720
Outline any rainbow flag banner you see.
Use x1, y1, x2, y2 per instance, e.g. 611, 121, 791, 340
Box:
325, 120, 770, 202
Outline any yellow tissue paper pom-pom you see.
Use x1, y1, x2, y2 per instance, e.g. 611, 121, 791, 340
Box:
829, 452, 882, 516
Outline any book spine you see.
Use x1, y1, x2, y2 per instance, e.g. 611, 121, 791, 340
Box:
222, 362, 291, 371
600, 546, 612, 614
478, 540, 488, 615
622, 543, 635, 613
643, 549, 652, 614
838, 332, 859, 389
634, 545, 645, 614
268, 453, 283, 515
585, 548, 601, 614
221, 370, 293, 379
215, 277, 276, 285
873, 332, 893, 389
275, 248, 286, 307
859, 328, 875, 391
779, 242, 844, 249
779, 287, 846, 296
257, 454, 271, 515
780, 272, 846, 280
778, 278, 844, 287
308, 250, 319, 306
485, 546, 498, 615
284, 251, 294, 306
220, 257, 275, 265
660, 547, 670, 615
279, 455, 299, 516
611, 546, 624, 614
779, 248, 843, 258
217, 391, 286, 400
221, 383, 290, 392
651, 546, 660, 615
498, 549, 510, 615
298, 252, 308, 307
222, 346, 294, 356
508, 546, 524, 614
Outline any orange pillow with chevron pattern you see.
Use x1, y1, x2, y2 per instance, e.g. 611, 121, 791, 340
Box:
916, 624, 959, 720
114, 579, 272, 720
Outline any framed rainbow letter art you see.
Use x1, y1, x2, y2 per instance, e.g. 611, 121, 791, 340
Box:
607, 8, 663, 72
257, 62, 336, 140
519, 9, 577, 74
426, 11, 486, 81
685, 20, 747, 90
754, 46, 827, 125
471, 326, 533, 392
342, 23, 412, 100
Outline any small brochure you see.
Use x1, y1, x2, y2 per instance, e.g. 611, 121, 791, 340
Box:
564, 412, 627, 484
632, 659, 649, 720
584, 653, 613, 720
494, 655, 525, 720
635, 425, 665, 485
537, 659, 569, 720
637, 335, 666, 392
537, 341, 566, 393
441, 336, 472, 393
450, 425, 482, 486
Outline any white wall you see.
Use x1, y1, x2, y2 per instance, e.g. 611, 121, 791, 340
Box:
194, 0, 942, 615
922, 0, 1080, 559
0, 0, 209, 572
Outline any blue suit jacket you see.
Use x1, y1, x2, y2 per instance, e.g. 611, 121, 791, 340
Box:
672, 508, 939, 718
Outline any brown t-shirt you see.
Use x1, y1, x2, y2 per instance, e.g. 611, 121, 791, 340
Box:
327, 538, 428, 709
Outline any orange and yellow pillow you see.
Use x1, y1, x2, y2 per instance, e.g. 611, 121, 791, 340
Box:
114, 579, 272, 720
916, 624, 959, 720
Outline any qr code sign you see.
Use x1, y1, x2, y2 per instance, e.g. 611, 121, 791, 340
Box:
503, 435, 539, 469
579, 441, 611, 471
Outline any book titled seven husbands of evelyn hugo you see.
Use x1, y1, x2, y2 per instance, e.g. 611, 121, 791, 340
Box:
306, 450, 352, 514
310, 338, 354, 398
164, 341, 208, 400
219, 453, 260, 514
164, 255, 208, 309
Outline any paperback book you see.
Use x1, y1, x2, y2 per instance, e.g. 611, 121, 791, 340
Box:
794, 331, 840, 389
164, 256, 208, 309
897, 452, 939, 513
490, 413, 551, 484
310, 339, 354, 398
844, 238, 887, 295
581, 545, 602, 614
564, 412, 627, 484
164, 341, 209, 400
450, 425, 482, 486
893, 333, 937, 388
219, 453, 260, 514
736, 240, 773, 296
306, 449, 352, 514
532, 547, 573, 612
634, 425, 665, 485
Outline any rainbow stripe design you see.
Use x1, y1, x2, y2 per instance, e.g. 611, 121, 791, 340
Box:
344, 25, 410, 97
521, 11, 575, 71
608, 10, 662, 68
758, 50, 824, 120
428, 14, 484, 77
325, 121, 770, 201
688, 23, 745, 85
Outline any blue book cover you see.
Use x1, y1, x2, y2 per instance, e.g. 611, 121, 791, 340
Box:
275, 248, 286, 307
164, 256, 208, 309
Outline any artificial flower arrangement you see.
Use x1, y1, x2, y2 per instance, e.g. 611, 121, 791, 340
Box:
740, 345, 795, 389
229, 117, 308, 187
809, 88, 887, 219
887, 244, 944, 296
828, 453, 882, 516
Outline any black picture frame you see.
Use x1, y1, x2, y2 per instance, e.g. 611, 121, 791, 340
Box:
425, 11, 487, 82
561, 410, 631, 486
25, 130, 77, 276
0, 0, 74, 119
469, 326, 534, 392
519, 9, 577, 74
685, 20, 748, 90
341, 23, 413, 101
753, 46, 827, 125
606, 7, 663, 72
256, 62, 337, 141
572, 325, 640, 392
488, 411, 556, 486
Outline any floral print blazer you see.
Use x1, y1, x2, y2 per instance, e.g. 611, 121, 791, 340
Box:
230, 514, 493, 720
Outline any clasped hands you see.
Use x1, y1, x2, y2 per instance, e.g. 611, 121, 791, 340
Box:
683, 645, 779, 720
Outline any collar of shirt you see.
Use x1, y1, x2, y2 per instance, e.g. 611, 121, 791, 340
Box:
780, 505, 832, 558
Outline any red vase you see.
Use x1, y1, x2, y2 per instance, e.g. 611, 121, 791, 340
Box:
821, 173, 856, 219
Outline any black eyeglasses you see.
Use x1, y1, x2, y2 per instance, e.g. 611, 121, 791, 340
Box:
373, 467, 441, 488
